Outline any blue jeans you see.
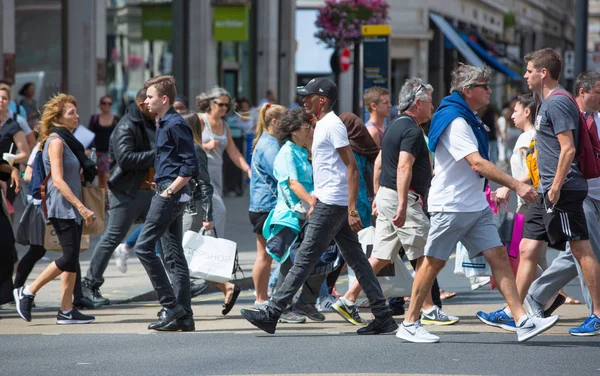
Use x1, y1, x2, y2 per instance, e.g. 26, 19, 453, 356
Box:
134, 188, 191, 316
269, 201, 390, 318
125, 225, 161, 257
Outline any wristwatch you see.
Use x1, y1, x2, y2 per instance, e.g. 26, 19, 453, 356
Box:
348, 209, 359, 217
166, 187, 174, 196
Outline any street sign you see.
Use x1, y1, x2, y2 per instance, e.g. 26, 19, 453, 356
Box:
564, 50, 575, 80
340, 48, 350, 72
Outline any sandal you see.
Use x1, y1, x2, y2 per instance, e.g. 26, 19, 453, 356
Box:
440, 290, 457, 301
221, 284, 241, 316
563, 296, 581, 304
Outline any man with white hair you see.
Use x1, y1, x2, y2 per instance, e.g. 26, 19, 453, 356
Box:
395, 64, 559, 343
332, 78, 458, 327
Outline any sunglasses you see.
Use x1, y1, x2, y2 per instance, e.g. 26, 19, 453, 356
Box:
101, 101, 112, 105
471, 83, 491, 91
214, 101, 229, 108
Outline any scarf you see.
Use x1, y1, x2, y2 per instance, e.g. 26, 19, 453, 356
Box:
53, 126, 98, 183
428, 91, 489, 161
339, 112, 380, 163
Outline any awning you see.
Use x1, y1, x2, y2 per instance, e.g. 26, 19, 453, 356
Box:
459, 33, 521, 80
429, 13, 484, 67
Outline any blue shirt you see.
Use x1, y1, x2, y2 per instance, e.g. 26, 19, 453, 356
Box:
249, 132, 280, 212
9, 101, 27, 119
154, 107, 199, 185
273, 140, 313, 210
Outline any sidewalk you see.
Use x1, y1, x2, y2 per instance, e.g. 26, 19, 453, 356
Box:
11, 191, 260, 308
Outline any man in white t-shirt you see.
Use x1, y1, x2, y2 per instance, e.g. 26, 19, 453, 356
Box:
241, 78, 396, 335
395, 64, 558, 344
525, 71, 600, 336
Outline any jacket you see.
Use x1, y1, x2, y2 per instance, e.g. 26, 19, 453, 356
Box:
108, 102, 156, 197
188, 144, 214, 222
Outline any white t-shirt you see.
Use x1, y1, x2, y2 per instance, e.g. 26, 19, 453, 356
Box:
312, 111, 350, 206
587, 113, 600, 201
428, 118, 488, 212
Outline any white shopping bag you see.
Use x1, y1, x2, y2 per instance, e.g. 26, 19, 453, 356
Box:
348, 227, 414, 298
453, 241, 492, 278
182, 230, 237, 283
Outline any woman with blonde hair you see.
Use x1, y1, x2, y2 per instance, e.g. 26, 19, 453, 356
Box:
13, 93, 98, 324
248, 103, 286, 309
196, 87, 251, 238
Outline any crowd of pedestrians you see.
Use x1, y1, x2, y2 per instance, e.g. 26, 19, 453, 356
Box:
1, 46, 599, 342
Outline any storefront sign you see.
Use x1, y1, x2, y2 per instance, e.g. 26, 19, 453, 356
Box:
362, 25, 391, 120
141, 5, 173, 41
213, 6, 249, 41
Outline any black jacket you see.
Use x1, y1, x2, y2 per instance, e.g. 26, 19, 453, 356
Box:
189, 144, 214, 222
108, 103, 156, 197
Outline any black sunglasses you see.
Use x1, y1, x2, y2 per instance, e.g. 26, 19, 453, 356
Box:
471, 83, 491, 91
101, 101, 112, 105
214, 101, 229, 108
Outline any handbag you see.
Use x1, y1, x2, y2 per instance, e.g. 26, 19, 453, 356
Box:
81, 186, 105, 235
453, 242, 492, 278
44, 224, 90, 252
182, 229, 238, 283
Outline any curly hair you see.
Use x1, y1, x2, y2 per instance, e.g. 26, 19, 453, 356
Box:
38, 93, 78, 149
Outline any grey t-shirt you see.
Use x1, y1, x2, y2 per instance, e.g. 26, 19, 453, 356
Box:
534, 88, 587, 192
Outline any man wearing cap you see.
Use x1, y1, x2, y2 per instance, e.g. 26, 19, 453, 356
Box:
241, 78, 397, 335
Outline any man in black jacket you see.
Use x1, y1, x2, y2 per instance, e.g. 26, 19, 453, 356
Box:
82, 89, 157, 305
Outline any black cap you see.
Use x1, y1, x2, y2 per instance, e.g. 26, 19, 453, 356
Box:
296, 77, 338, 103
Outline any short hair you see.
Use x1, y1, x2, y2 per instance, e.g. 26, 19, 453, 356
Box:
515, 93, 536, 123
18, 82, 34, 96
143, 75, 177, 105
363, 87, 389, 113
136, 88, 147, 102
275, 108, 314, 146
450, 63, 492, 93
575, 71, 600, 96
196, 87, 232, 113
0, 83, 11, 100
398, 78, 433, 111
524, 48, 562, 81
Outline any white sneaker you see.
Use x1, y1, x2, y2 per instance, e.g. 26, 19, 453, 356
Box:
396, 320, 440, 343
317, 294, 336, 312
114, 244, 129, 274
517, 315, 559, 342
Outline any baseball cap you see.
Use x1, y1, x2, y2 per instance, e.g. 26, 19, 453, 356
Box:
296, 77, 338, 103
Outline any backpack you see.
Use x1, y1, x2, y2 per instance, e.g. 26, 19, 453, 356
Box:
549, 90, 600, 179
525, 136, 540, 190
29, 148, 47, 200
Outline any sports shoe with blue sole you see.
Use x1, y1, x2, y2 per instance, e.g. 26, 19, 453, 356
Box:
569, 314, 600, 336
476, 308, 517, 332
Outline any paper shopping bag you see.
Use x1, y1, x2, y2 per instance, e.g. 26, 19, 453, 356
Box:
81, 186, 105, 235
182, 230, 237, 283
44, 224, 90, 252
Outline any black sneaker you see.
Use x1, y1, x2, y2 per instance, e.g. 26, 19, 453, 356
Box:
293, 303, 325, 322
13, 287, 35, 322
56, 308, 95, 324
82, 279, 110, 307
357, 315, 398, 335
240, 308, 279, 334
544, 294, 566, 318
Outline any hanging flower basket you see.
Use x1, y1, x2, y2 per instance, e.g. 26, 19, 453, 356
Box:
314, 0, 390, 49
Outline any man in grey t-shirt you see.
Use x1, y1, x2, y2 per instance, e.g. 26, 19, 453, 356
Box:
479, 48, 600, 336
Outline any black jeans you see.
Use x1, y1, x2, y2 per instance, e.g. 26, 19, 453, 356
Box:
270, 201, 390, 318
85, 190, 153, 288
277, 258, 327, 306
134, 190, 191, 316
49, 218, 82, 273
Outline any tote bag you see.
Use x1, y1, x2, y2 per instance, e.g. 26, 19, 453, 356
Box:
182, 230, 237, 283
81, 186, 105, 235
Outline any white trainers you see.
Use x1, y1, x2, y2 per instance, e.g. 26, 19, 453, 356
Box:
317, 294, 336, 312
516, 315, 559, 342
396, 320, 440, 343
114, 244, 129, 274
